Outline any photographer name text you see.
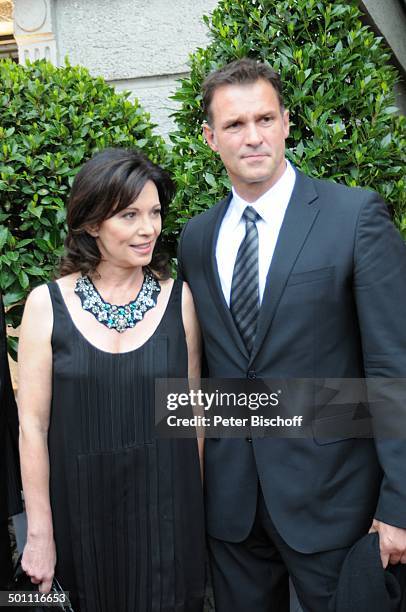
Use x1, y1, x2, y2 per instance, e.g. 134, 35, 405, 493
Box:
166, 415, 303, 428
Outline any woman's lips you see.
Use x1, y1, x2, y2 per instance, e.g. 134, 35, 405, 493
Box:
130, 242, 152, 254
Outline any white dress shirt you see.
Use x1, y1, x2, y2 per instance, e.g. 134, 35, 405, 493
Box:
215, 160, 296, 306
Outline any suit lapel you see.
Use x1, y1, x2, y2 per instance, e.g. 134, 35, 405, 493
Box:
203, 194, 250, 361
249, 172, 320, 366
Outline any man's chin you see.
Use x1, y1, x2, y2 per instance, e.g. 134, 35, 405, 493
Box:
244, 172, 274, 185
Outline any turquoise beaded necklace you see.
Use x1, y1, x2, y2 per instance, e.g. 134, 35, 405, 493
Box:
74, 273, 161, 333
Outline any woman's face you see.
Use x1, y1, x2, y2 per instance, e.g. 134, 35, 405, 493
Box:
93, 180, 162, 269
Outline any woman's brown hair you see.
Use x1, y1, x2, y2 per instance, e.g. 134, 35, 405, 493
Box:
59, 147, 174, 279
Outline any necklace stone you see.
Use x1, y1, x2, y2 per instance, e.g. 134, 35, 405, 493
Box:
74, 273, 161, 333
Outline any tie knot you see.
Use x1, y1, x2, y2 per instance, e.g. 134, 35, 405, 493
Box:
243, 206, 260, 225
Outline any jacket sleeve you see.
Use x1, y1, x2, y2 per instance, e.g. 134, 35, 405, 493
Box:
353, 193, 406, 528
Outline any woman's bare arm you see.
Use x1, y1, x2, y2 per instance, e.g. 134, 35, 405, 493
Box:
181, 282, 204, 478
18, 284, 56, 593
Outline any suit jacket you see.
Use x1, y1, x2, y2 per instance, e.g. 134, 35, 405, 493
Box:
0, 294, 22, 519
177, 169, 406, 554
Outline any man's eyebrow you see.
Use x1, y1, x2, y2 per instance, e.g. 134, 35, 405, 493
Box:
222, 116, 244, 126
256, 109, 277, 117
222, 109, 278, 125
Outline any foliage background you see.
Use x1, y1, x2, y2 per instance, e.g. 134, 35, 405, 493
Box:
0, 59, 168, 356
166, 0, 405, 243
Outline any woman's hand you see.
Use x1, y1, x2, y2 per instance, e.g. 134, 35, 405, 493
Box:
21, 533, 56, 594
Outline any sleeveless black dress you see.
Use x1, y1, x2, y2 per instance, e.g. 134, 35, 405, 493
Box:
47, 280, 205, 612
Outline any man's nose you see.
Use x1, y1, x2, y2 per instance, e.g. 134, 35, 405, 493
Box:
245, 123, 263, 146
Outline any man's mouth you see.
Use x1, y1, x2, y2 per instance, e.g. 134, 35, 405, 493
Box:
242, 153, 269, 160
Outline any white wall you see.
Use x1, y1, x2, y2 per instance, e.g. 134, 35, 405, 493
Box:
54, 0, 219, 137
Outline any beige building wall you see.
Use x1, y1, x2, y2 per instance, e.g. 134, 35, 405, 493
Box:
14, 0, 219, 138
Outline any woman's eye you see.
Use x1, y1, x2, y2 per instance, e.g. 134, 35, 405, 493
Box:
152, 209, 161, 216
123, 212, 135, 219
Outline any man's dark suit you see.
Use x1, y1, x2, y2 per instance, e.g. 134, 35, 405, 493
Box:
178, 169, 406, 602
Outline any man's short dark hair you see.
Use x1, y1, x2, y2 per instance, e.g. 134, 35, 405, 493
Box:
202, 58, 284, 125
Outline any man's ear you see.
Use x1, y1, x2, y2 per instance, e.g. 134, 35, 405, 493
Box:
203, 122, 219, 153
282, 109, 290, 140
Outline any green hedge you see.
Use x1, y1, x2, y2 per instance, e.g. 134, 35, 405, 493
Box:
0, 59, 168, 355
166, 0, 405, 241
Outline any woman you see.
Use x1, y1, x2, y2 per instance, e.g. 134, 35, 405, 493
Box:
18, 148, 205, 611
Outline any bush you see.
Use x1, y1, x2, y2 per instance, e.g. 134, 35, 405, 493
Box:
0, 59, 168, 354
166, 0, 406, 241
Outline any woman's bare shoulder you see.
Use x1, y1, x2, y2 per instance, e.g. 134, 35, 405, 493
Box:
55, 273, 79, 291
21, 284, 53, 344
25, 283, 51, 312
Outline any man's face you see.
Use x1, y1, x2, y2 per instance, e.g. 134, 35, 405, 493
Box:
203, 79, 290, 202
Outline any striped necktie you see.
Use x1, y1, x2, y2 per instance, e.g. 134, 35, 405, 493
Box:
230, 206, 261, 354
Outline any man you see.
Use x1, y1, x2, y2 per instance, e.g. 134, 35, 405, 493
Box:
0, 295, 22, 588
177, 58, 406, 611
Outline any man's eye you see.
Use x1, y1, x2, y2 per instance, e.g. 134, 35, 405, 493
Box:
227, 122, 241, 129
261, 116, 272, 124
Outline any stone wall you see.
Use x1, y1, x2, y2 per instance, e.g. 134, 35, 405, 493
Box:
361, 0, 406, 114
55, 0, 219, 136
13, 0, 219, 138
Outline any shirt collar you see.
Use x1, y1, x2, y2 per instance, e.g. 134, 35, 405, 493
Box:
229, 160, 296, 227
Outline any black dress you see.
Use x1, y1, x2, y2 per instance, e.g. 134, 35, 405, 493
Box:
47, 280, 205, 612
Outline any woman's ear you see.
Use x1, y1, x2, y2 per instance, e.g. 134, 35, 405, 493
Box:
85, 225, 99, 238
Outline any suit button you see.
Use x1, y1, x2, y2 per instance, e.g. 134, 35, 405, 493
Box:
247, 370, 256, 380
246, 437, 252, 443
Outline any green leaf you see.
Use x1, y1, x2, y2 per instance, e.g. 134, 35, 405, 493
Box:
18, 270, 30, 289
381, 133, 392, 147
0, 226, 8, 250
383, 106, 398, 115
204, 172, 217, 188
17, 239, 34, 248
26, 266, 46, 276
7, 335, 18, 362
3, 291, 25, 308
